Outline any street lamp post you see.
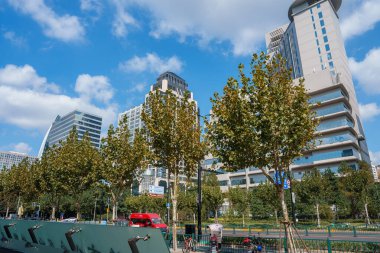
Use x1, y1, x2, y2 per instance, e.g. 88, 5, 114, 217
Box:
288, 170, 297, 226
197, 108, 203, 237
197, 161, 202, 236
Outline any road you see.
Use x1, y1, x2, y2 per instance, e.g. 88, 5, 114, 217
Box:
177, 227, 380, 242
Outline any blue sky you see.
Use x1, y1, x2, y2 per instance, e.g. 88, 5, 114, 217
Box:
0, 0, 379, 163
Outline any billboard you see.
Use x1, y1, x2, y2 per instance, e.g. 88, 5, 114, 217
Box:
148, 185, 164, 195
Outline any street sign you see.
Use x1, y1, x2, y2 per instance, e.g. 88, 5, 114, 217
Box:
149, 185, 164, 195
284, 179, 290, 190
275, 172, 290, 190
166, 203, 171, 208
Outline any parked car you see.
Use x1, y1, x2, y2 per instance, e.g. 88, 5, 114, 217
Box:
129, 213, 168, 232
61, 217, 77, 223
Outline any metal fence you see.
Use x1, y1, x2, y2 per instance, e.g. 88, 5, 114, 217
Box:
165, 233, 380, 253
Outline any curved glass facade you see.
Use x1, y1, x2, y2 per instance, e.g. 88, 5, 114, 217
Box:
315, 102, 350, 117
317, 117, 354, 131
294, 148, 360, 165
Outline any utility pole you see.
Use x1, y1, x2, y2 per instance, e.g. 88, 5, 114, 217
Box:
197, 107, 203, 237
288, 170, 297, 226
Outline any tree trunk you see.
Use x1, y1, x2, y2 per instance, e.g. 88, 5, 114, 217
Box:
172, 173, 178, 251
275, 210, 279, 225
51, 206, 56, 220
316, 203, 321, 228
278, 187, 296, 253
215, 209, 218, 223
364, 203, 371, 225
76, 202, 81, 220
5, 206, 9, 218
242, 214, 245, 227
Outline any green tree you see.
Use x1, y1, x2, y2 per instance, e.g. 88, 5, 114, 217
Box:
100, 116, 150, 221
206, 53, 318, 252
142, 90, 205, 251
59, 129, 101, 219
250, 183, 280, 222
296, 169, 333, 226
339, 162, 374, 223
36, 147, 67, 219
202, 173, 224, 221
227, 187, 249, 225
177, 188, 197, 221
321, 168, 349, 219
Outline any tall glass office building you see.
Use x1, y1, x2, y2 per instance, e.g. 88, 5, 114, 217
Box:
214, 0, 370, 191
38, 110, 102, 157
119, 71, 198, 193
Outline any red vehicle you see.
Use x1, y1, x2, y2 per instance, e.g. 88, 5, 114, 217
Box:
129, 213, 168, 232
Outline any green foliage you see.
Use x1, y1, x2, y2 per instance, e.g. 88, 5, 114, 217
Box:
142, 89, 205, 250
100, 115, 150, 219
250, 183, 280, 219
227, 187, 249, 217
202, 173, 224, 219
338, 162, 374, 218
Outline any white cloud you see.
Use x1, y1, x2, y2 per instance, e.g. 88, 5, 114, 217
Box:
0, 64, 117, 131
80, 0, 102, 14
341, 0, 380, 39
110, 0, 138, 37
7, 0, 85, 42
12, 142, 32, 154
3, 31, 27, 48
349, 48, 380, 94
119, 53, 183, 74
359, 103, 380, 121
75, 74, 113, 104
128, 83, 147, 93
109, 0, 291, 55
0, 64, 59, 93
370, 151, 380, 165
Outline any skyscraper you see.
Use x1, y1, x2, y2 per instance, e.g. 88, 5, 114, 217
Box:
119, 71, 198, 193
38, 110, 102, 157
0, 151, 37, 170
214, 0, 370, 191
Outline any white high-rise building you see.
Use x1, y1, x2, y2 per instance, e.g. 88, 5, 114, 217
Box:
0, 151, 37, 170
119, 72, 198, 194
214, 0, 370, 191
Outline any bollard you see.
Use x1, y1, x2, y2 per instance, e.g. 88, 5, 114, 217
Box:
353, 226, 357, 237
305, 228, 309, 236
327, 226, 332, 237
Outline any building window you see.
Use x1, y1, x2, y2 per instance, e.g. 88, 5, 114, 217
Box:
323, 36, 328, 43
317, 3, 321, 8
310, 8, 313, 14
312, 16, 315, 22
320, 20, 325, 27
314, 31, 318, 38
318, 12, 323, 18
327, 52, 332, 60
318, 47, 321, 54
313, 23, 316, 30
316, 39, 320, 46
325, 44, 330, 51
329, 61, 334, 68
322, 27, 327, 34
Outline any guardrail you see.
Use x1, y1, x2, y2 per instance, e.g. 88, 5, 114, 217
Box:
165, 233, 380, 253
